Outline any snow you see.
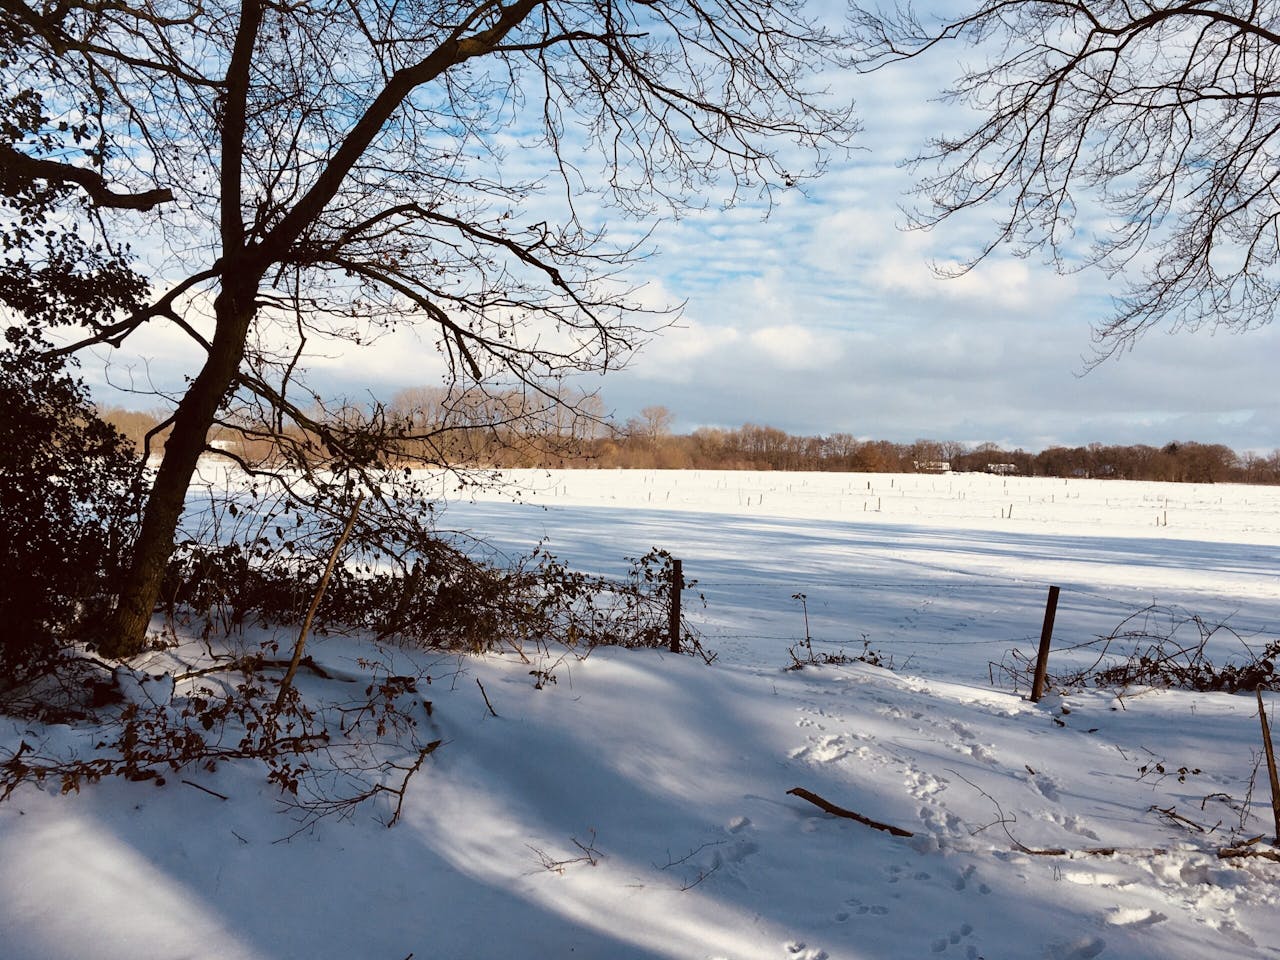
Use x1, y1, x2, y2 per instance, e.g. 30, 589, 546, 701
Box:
3, 469, 1280, 960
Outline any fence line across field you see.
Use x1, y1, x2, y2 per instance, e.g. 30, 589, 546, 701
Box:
655, 558, 1277, 670
683, 582, 1270, 619
701, 632, 1041, 648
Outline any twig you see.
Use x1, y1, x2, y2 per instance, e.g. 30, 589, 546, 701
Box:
527, 832, 601, 874
176, 655, 337, 683
181, 779, 229, 801
952, 768, 1040, 852
476, 678, 498, 718
571, 830, 602, 864
655, 839, 728, 870
786, 787, 914, 837
1149, 804, 1206, 832
680, 861, 722, 891
385, 741, 442, 828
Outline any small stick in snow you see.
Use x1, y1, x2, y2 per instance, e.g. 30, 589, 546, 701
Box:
476, 678, 498, 717
181, 779, 229, 801
786, 787, 914, 837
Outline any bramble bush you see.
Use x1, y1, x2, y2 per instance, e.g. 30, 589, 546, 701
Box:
0, 331, 145, 684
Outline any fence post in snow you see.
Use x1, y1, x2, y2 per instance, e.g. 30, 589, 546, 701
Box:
668, 558, 683, 654
1255, 687, 1280, 845
1030, 585, 1061, 703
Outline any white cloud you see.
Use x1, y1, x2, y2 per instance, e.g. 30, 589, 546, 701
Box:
625, 319, 742, 384
747, 325, 842, 370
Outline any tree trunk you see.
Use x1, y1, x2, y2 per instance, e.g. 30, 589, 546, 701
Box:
99, 287, 256, 659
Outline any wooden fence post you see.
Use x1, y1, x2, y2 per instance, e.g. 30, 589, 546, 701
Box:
1256, 686, 1280, 845
668, 557, 683, 653
1030, 585, 1061, 703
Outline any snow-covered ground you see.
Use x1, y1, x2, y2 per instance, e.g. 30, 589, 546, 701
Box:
3, 469, 1280, 960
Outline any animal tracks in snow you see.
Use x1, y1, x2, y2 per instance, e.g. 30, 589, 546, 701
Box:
930, 921, 978, 956
789, 734, 857, 765
951, 863, 991, 895
842, 897, 890, 917
776, 673, 1271, 960
783, 940, 828, 960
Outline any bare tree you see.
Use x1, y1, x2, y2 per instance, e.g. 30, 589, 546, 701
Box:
3, 0, 857, 656
850, 0, 1280, 355
638, 404, 675, 445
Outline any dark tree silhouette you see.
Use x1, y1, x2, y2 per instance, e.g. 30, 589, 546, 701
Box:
2, 0, 857, 656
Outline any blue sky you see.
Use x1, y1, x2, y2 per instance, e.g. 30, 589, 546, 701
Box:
81, 3, 1280, 454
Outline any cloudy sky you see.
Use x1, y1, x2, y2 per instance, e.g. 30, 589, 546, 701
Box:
84, 3, 1280, 455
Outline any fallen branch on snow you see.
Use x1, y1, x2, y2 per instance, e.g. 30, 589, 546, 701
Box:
1218, 846, 1280, 862
786, 787, 915, 837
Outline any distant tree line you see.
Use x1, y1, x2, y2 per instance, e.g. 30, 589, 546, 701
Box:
101, 401, 1280, 485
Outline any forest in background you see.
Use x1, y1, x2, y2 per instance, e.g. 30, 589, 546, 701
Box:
100, 396, 1280, 485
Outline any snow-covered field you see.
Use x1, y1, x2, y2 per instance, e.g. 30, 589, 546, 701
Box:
4, 469, 1280, 960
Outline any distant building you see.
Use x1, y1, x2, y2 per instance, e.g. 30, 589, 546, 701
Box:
914, 461, 951, 473
986, 463, 1018, 475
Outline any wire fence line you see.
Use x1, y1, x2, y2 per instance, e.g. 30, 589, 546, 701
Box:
571, 553, 1278, 659
693, 585, 1271, 610
693, 580, 1048, 590
700, 631, 1038, 648
676, 573, 1278, 654
692, 579, 1263, 612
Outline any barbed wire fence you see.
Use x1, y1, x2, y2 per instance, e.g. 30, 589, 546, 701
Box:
637, 559, 1280, 691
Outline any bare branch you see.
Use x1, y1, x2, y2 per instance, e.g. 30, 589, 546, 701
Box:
851, 0, 1280, 350
0, 144, 173, 210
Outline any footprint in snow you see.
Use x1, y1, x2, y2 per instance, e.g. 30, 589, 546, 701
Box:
1212, 920, 1256, 948
958, 740, 999, 765
1057, 813, 1100, 841
904, 767, 948, 801
790, 734, 854, 764
1030, 774, 1061, 801
917, 803, 965, 838
929, 923, 976, 954
783, 940, 828, 960
844, 897, 890, 917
